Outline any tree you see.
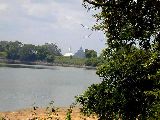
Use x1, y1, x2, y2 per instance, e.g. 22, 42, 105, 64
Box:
0, 52, 7, 58
85, 49, 97, 58
0, 41, 9, 52
35, 43, 61, 62
19, 44, 36, 61
77, 47, 160, 119
0, 41, 22, 60
0, 41, 62, 62
36, 45, 49, 61
6, 41, 22, 60
85, 49, 98, 67
76, 0, 160, 119
85, 58, 98, 67
83, 0, 160, 50
46, 54, 55, 63
44, 43, 62, 56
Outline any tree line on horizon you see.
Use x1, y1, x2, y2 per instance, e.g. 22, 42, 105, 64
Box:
0, 41, 62, 62
0, 40, 103, 67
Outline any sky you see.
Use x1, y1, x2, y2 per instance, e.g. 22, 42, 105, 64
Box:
0, 0, 106, 54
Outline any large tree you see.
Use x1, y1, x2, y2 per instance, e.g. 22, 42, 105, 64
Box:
85, 49, 97, 58
19, 44, 37, 61
6, 41, 22, 60
43, 43, 62, 56
83, 0, 160, 50
76, 0, 160, 119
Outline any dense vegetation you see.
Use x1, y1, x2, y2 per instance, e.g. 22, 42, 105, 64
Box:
0, 41, 62, 63
54, 56, 86, 66
84, 49, 100, 67
0, 40, 102, 67
76, 0, 160, 119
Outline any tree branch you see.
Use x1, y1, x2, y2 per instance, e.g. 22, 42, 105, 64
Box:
83, 0, 110, 6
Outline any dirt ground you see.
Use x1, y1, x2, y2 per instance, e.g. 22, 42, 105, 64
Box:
0, 107, 97, 120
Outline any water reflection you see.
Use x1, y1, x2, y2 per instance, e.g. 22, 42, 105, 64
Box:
0, 63, 56, 70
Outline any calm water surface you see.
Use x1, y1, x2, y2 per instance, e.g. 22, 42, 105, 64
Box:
0, 64, 100, 111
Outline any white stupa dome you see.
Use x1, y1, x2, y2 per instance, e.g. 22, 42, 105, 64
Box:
64, 53, 74, 56
64, 46, 73, 57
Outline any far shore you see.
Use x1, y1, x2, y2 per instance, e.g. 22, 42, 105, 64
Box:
0, 107, 97, 120
0, 58, 96, 70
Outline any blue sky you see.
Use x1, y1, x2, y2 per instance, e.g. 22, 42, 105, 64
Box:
0, 0, 105, 54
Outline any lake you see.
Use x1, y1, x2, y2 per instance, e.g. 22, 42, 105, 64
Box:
0, 64, 101, 111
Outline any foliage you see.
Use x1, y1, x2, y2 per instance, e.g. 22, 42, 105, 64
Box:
6, 41, 22, 60
85, 49, 97, 58
43, 43, 61, 56
45, 100, 59, 120
0, 41, 9, 52
0, 41, 62, 62
85, 49, 99, 67
65, 103, 76, 120
85, 58, 99, 67
54, 56, 86, 66
30, 101, 59, 120
46, 54, 55, 63
0, 52, 7, 58
0, 115, 6, 120
83, 0, 160, 50
65, 111, 71, 120
36, 45, 49, 61
77, 0, 160, 119
19, 44, 37, 61
77, 47, 160, 119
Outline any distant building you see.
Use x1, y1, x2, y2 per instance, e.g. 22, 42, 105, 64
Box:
74, 46, 85, 58
64, 47, 74, 57
64, 52, 74, 57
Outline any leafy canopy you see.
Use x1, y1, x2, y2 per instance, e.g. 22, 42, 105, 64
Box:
76, 0, 160, 119
0, 41, 62, 62
83, 0, 160, 50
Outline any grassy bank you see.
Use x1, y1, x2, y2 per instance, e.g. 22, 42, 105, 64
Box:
54, 56, 86, 66
0, 57, 97, 69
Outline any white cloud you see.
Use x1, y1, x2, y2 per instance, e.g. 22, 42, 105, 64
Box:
19, 1, 87, 30
0, 0, 105, 54
22, 2, 51, 17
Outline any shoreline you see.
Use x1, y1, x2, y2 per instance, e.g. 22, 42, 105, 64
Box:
0, 107, 97, 120
0, 59, 96, 69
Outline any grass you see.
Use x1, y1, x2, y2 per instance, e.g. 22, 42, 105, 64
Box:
54, 56, 86, 66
